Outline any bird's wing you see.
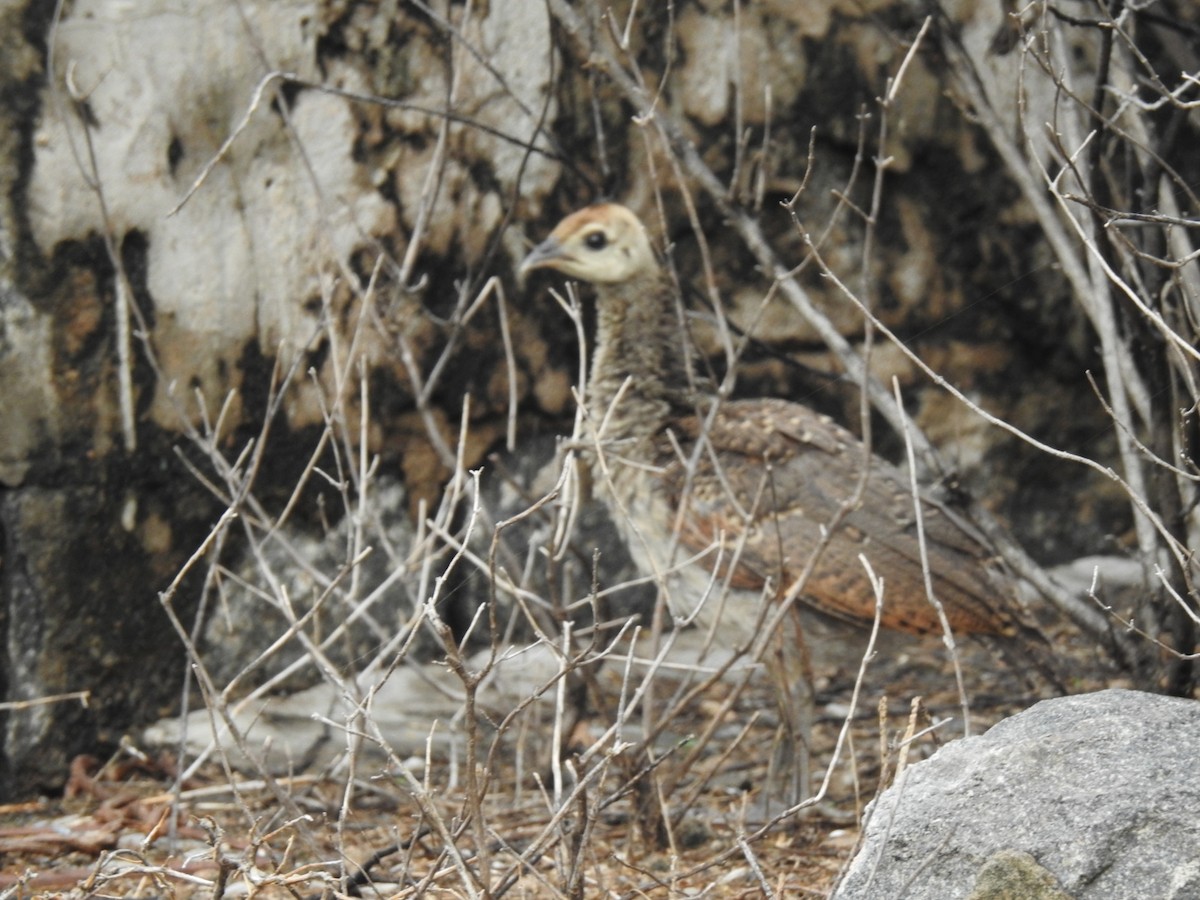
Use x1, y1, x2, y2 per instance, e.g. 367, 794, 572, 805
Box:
663, 398, 1019, 636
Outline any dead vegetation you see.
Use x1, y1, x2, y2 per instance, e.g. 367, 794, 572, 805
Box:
9, 0, 1198, 896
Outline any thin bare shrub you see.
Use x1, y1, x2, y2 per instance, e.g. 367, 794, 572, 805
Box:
59, 1, 1198, 896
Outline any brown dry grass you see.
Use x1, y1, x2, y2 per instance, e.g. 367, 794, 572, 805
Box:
0, 628, 1108, 898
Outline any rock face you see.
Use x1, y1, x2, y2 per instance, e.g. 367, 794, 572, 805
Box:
834, 690, 1200, 900
0, 0, 559, 797
1, 0, 1189, 798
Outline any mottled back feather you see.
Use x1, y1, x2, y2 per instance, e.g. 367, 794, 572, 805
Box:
662, 398, 1016, 635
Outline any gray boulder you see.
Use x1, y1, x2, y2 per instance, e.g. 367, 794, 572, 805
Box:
834, 689, 1200, 899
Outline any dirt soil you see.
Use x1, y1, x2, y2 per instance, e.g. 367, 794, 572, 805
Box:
0, 619, 1116, 898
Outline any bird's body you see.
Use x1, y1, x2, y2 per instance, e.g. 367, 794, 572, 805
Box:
521, 202, 1042, 800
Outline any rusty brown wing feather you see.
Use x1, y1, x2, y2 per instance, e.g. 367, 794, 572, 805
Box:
662, 397, 1025, 637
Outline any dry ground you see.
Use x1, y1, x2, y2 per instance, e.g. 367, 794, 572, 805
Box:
0, 615, 1114, 899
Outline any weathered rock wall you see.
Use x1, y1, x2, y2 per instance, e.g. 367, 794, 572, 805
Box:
2, 0, 1194, 795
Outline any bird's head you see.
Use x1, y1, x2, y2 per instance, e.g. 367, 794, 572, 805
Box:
520, 203, 657, 285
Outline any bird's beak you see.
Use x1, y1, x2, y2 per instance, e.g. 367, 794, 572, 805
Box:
519, 236, 571, 279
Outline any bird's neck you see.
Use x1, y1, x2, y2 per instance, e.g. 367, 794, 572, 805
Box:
586, 271, 698, 442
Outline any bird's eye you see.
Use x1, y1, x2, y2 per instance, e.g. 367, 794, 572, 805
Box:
584, 231, 608, 250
